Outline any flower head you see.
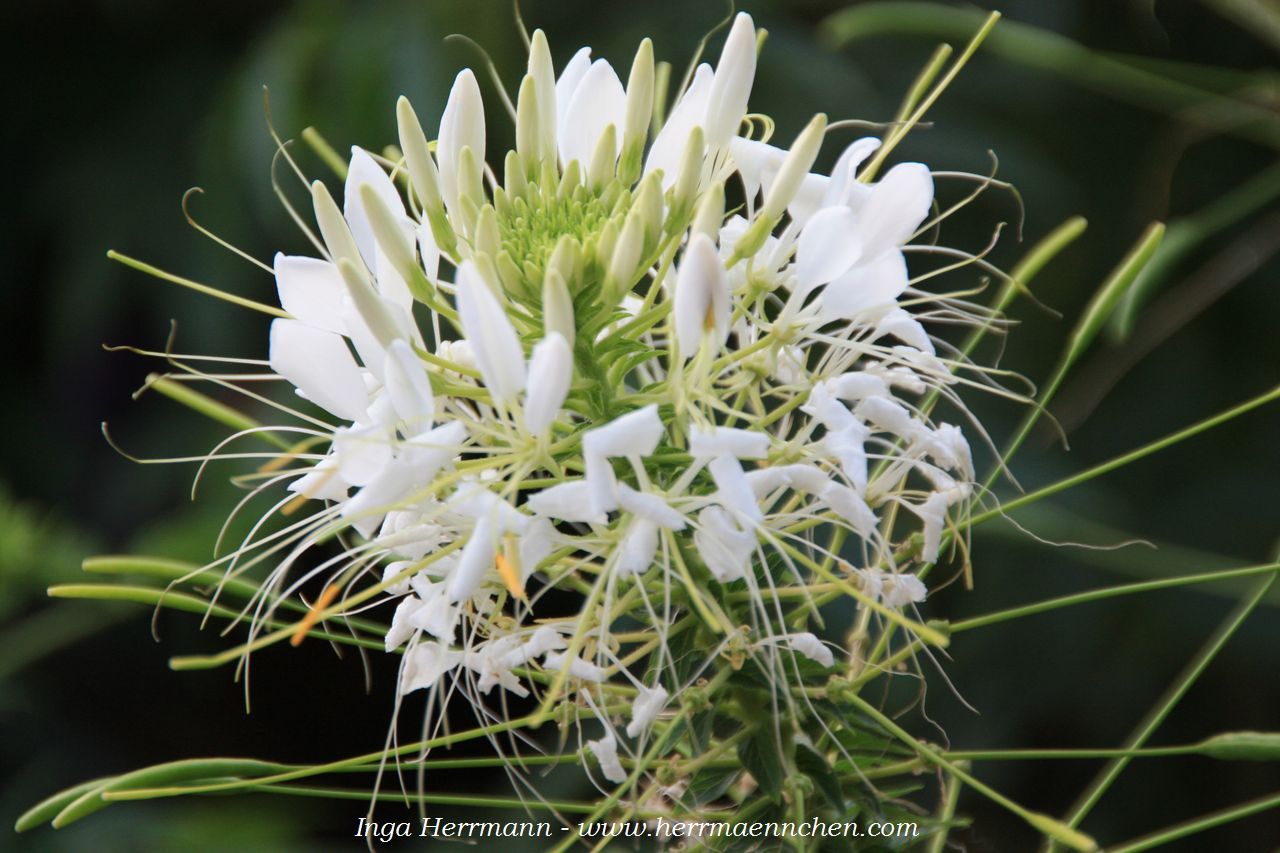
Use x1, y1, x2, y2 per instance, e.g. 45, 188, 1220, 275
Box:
135, 10, 1002, 825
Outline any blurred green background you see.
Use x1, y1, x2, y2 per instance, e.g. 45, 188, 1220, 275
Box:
3, 0, 1278, 849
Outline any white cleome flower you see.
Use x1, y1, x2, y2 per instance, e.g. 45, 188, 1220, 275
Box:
157, 11, 1001, 799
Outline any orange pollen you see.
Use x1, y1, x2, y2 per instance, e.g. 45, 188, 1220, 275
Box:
281, 493, 310, 516
495, 552, 525, 600
290, 584, 340, 646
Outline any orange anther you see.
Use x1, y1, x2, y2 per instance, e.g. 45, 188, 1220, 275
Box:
290, 584, 340, 646
495, 552, 526, 600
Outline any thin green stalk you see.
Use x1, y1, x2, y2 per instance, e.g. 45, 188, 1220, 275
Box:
824, 3, 1280, 151
250, 784, 610, 814
859, 11, 1002, 181
949, 562, 1280, 632
947, 745, 1196, 761
980, 222, 1164, 497
144, 376, 293, 451
927, 762, 966, 853
972, 383, 1280, 527
1055, 572, 1277, 844
107, 705, 608, 803
846, 694, 1097, 851
1108, 789, 1280, 853
300, 127, 348, 178
1115, 162, 1280, 336
107, 251, 289, 318
48, 584, 385, 653
892, 43, 953, 128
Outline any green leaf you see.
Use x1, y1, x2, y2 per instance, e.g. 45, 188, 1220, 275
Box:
49, 759, 285, 828
737, 726, 786, 802
687, 764, 739, 806
795, 742, 845, 809
14, 777, 112, 833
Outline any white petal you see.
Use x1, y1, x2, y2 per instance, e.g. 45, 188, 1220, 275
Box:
587, 732, 627, 784
746, 463, 830, 500
615, 483, 686, 530
407, 583, 460, 639
581, 404, 664, 458
523, 332, 572, 436
287, 457, 351, 503
780, 632, 834, 667
333, 423, 393, 486
673, 233, 730, 357
417, 219, 441, 281
400, 641, 462, 695
339, 290, 420, 382
344, 147, 406, 271
273, 254, 346, 333
401, 421, 467, 476
497, 625, 566, 670
616, 517, 659, 577
796, 206, 862, 291
874, 307, 936, 355
645, 63, 713, 187
861, 162, 933, 253
526, 480, 607, 524
688, 425, 770, 460
455, 261, 526, 402
693, 505, 755, 582
819, 250, 909, 321
554, 47, 593, 138
824, 423, 870, 495
881, 572, 928, 608
856, 395, 923, 441
341, 457, 415, 537
465, 643, 529, 697
584, 450, 619, 515
559, 59, 626, 169
705, 13, 757, 149
518, 517, 558, 579
800, 381, 856, 432
448, 482, 529, 534
786, 172, 832, 228
821, 483, 877, 538
829, 371, 891, 402
822, 137, 882, 209
543, 651, 607, 683
385, 594, 422, 651
912, 491, 949, 564
384, 339, 434, 429
925, 424, 973, 475
626, 685, 669, 738
447, 516, 496, 602
708, 455, 762, 523
437, 69, 486, 219
269, 319, 369, 422
729, 137, 785, 202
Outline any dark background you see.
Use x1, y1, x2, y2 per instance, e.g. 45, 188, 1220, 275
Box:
3, 0, 1277, 850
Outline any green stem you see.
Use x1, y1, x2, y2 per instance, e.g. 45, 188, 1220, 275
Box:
845, 694, 1097, 851
972, 383, 1280, 528
1108, 789, 1280, 853
1056, 572, 1277, 842
824, 3, 1280, 151
949, 562, 1280, 632
107, 251, 289, 318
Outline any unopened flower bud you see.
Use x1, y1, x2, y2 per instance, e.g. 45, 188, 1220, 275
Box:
542, 267, 575, 347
